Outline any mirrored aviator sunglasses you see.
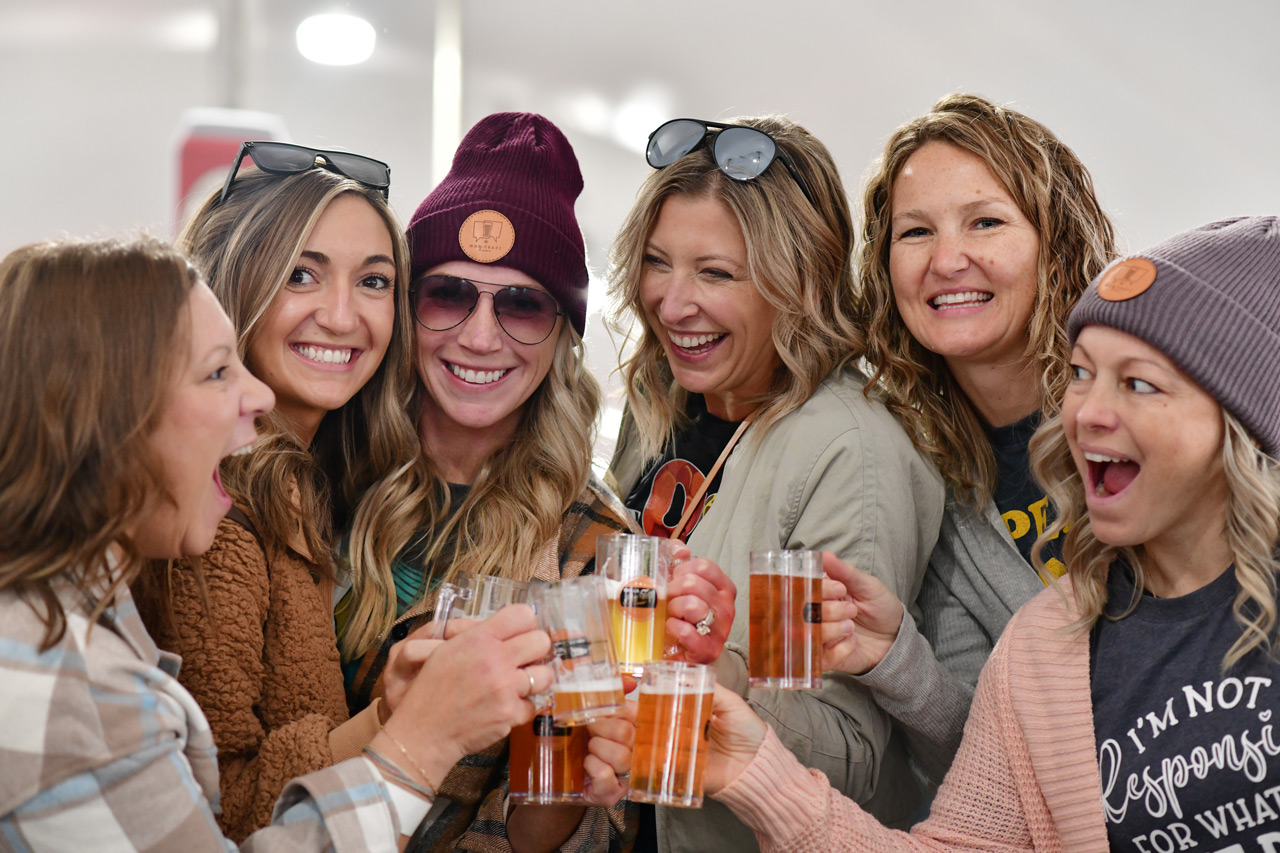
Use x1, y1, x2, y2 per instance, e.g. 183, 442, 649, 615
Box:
645, 118, 817, 208
218, 140, 391, 206
411, 275, 563, 345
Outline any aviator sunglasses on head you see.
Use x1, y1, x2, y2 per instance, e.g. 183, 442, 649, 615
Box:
218, 141, 391, 206
411, 275, 563, 345
645, 118, 817, 209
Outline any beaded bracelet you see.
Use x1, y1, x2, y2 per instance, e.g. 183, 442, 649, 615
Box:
363, 746, 437, 800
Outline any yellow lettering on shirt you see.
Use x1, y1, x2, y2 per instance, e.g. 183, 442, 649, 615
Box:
1042, 557, 1067, 579
1003, 509, 1031, 540
1029, 496, 1050, 537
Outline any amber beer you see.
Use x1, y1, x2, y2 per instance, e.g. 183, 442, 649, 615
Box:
600, 533, 672, 677
748, 549, 822, 689
629, 662, 716, 808
508, 713, 587, 804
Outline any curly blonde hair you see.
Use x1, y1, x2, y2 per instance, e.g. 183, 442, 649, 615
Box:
608, 115, 866, 460
1031, 410, 1280, 670
861, 94, 1116, 504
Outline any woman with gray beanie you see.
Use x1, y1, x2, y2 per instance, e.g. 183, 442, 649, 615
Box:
690, 215, 1280, 850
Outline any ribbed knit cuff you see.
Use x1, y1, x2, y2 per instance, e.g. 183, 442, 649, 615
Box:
850, 608, 919, 701
712, 726, 829, 845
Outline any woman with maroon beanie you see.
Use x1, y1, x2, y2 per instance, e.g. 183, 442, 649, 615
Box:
337, 112, 734, 852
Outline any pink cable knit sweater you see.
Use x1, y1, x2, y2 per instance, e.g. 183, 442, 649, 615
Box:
715, 580, 1111, 851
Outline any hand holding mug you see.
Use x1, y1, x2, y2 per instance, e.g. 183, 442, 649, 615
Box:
702, 685, 768, 796
375, 603, 553, 782
582, 703, 636, 807
665, 543, 736, 665
819, 551, 904, 676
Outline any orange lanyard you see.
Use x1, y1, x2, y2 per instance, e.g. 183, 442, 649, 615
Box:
669, 414, 754, 541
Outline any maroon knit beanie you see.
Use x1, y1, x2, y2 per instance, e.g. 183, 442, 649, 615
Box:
407, 112, 588, 336
1068, 216, 1280, 456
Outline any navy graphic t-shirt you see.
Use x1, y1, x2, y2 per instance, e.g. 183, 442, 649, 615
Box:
985, 412, 1065, 579
1091, 563, 1280, 851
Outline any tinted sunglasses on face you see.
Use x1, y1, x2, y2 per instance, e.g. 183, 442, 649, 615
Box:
411, 275, 563, 345
218, 141, 391, 206
645, 118, 817, 209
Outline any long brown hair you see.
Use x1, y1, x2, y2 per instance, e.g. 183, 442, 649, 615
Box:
608, 114, 866, 460
861, 94, 1117, 504
0, 236, 195, 650
178, 168, 421, 573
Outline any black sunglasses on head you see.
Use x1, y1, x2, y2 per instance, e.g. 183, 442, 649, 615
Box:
646, 118, 817, 209
218, 141, 391, 206
411, 275, 563, 345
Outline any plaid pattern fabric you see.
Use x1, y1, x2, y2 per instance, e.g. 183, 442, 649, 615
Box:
0, 579, 402, 852
344, 475, 641, 852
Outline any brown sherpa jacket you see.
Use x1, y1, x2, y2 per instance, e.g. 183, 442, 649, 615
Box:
152, 511, 380, 843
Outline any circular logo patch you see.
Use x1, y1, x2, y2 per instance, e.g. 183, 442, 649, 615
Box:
458, 210, 515, 264
1097, 257, 1157, 302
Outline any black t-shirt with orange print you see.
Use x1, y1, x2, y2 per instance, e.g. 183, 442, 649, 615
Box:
623, 395, 741, 540
984, 412, 1066, 580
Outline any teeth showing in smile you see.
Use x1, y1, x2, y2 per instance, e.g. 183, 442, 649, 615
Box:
229, 443, 256, 458
930, 291, 993, 309
297, 345, 353, 364
669, 332, 725, 349
1083, 451, 1128, 463
449, 363, 510, 385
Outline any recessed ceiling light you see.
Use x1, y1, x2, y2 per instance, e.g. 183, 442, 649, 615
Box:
296, 13, 376, 66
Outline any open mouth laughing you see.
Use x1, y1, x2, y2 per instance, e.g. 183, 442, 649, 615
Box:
1084, 450, 1141, 498
667, 331, 725, 356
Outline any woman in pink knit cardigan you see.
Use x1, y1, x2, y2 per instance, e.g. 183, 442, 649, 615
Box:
696, 217, 1280, 851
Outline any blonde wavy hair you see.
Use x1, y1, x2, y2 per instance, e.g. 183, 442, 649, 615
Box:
339, 321, 599, 659
178, 168, 422, 576
861, 93, 1117, 505
1031, 410, 1280, 670
0, 236, 195, 650
608, 115, 866, 460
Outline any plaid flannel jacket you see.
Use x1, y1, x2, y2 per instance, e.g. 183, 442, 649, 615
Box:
0, 577, 404, 852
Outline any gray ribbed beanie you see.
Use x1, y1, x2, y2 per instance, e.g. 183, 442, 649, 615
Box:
1068, 216, 1280, 456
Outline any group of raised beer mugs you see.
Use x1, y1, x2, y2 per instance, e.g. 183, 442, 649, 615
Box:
431, 537, 822, 809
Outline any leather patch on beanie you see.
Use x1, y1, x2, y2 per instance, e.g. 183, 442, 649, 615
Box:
459, 210, 515, 263
1097, 257, 1157, 302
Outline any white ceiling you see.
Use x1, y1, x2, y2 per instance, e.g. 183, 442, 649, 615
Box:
3, 0, 1277, 458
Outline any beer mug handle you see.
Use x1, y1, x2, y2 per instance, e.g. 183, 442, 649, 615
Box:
426, 582, 470, 640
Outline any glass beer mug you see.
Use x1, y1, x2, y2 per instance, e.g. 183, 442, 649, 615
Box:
748, 549, 823, 689
628, 661, 716, 808
598, 533, 672, 677
530, 575, 625, 725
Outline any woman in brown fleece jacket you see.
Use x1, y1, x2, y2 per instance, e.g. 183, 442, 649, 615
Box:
138, 147, 428, 841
